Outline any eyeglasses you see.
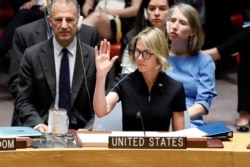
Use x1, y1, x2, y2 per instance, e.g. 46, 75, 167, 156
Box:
134, 48, 153, 60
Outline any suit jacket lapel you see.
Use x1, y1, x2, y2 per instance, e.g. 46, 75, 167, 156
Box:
40, 40, 57, 99
39, 40, 91, 105
71, 42, 91, 104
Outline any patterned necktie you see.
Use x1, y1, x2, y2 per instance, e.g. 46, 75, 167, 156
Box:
59, 48, 71, 118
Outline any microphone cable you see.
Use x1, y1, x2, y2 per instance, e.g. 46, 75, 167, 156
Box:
108, 73, 130, 93
77, 34, 94, 120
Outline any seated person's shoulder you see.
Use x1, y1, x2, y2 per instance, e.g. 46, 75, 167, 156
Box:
198, 52, 215, 63
78, 23, 100, 46
80, 23, 98, 32
122, 28, 136, 45
164, 72, 183, 87
15, 18, 45, 33
125, 29, 136, 39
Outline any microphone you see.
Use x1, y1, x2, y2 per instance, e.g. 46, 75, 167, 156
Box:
136, 110, 146, 137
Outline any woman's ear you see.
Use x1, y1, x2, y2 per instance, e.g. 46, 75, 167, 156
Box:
190, 29, 196, 36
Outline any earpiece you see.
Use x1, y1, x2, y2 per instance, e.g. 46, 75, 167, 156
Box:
77, 16, 83, 31
144, 8, 148, 20
143, 8, 148, 27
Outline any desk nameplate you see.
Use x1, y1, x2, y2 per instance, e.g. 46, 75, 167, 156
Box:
0, 138, 16, 150
109, 136, 187, 149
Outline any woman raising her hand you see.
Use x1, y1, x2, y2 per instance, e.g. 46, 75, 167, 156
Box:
93, 27, 186, 131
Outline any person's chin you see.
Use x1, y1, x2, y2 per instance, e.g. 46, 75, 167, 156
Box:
59, 36, 74, 42
137, 66, 146, 72
153, 23, 161, 28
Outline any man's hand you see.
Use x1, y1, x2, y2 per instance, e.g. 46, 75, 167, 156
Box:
36, 124, 48, 133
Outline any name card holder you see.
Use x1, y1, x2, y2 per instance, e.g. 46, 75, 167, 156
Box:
16, 137, 32, 148
109, 137, 224, 149
76, 130, 224, 148
187, 138, 224, 148
0, 138, 16, 150
109, 136, 187, 149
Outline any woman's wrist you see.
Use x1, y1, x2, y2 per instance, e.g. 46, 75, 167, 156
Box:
96, 71, 108, 78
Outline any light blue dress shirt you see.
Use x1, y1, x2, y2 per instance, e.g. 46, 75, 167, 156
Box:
166, 52, 217, 127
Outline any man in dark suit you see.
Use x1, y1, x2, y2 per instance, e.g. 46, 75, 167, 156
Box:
13, 0, 96, 132
8, 17, 100, 98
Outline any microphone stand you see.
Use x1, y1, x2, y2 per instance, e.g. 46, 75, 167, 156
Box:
136, 110, 146, 137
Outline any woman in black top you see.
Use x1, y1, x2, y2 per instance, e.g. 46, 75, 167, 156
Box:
93, 27, 186, 131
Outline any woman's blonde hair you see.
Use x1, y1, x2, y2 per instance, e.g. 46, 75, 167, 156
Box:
129, 27, 171, 71
167, 3, 204, 55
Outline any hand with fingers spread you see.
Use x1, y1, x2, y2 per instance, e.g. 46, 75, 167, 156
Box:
93, 39, 119, 117
95, 39, 119, 75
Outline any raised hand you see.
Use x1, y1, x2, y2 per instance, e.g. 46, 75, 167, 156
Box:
95, 39, 118, 75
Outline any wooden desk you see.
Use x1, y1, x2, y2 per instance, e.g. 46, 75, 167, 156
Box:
0, 133, 250, 167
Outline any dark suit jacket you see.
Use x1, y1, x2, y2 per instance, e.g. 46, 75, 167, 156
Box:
12, 38, 96, 128
8, 18, 100, 98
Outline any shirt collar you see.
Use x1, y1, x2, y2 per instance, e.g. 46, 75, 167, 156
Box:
53, 36, 77, 56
